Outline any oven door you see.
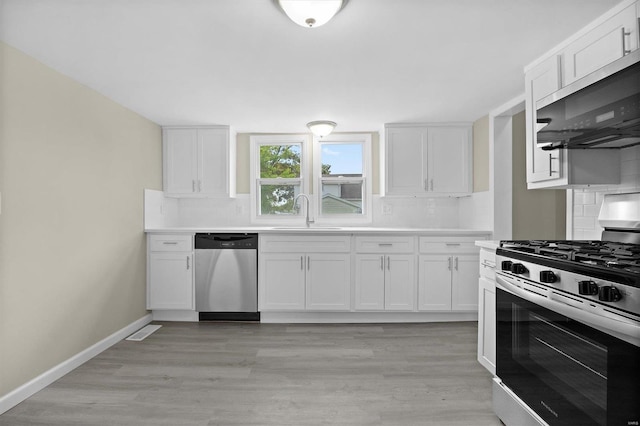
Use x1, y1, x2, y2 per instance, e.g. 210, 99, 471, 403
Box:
496, 272, 640, 426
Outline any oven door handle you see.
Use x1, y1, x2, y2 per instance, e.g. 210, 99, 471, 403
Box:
496, 273, 640, 346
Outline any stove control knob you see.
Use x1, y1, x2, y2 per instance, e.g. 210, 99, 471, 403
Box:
510, 263, 528, 274
578, 280, 598, 295
598, 286, 623, 302
540, 271, 557, 283
501, 261, 513, 271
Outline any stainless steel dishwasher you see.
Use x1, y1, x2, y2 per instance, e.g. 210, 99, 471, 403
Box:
194, 233, 259, 321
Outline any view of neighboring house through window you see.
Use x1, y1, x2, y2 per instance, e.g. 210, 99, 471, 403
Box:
314, 133, 371, 223
319, 143, 363, 214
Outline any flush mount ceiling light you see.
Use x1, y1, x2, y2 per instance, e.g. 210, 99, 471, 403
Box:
307, 120, 336, 137
277, 0, 347, 28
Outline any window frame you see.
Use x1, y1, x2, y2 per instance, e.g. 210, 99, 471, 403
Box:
313, 133, 372, 225
249, 134, 310, 224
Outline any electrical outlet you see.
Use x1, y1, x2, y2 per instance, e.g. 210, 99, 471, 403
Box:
382, 203, 392, 215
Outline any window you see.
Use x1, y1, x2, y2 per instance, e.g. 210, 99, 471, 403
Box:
250, 133, 372, 225
250, 135, 309, 222
314, 133, 372, 223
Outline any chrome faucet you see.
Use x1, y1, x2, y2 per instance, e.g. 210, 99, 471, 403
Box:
293, 193, 314, 227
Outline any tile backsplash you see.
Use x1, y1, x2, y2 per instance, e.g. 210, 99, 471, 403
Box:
172, 195, 461, 229
572, 146, 640, 240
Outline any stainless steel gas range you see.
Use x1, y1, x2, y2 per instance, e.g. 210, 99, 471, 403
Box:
492, 193, 640, 426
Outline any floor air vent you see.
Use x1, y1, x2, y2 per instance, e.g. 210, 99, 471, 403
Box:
126, 324, 162, 342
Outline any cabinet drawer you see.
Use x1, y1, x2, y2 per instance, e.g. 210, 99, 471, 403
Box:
260, 235, 351, 253
355, 236, 415, 253
479, 249, 496, 280
149, 234, 193, 252
419, 237, 479, 253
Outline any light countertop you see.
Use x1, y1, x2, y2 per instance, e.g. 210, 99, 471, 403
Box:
475, 240, 500, 250
145, 226, 493, 236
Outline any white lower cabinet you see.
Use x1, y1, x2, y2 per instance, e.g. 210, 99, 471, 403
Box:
355, 254, 415, 311
478, 277, 496, 374
259, 235, 351, 311
306, 254, 351, 310
418, 237, 481, 312
477, 245, 497, 375
260, 254, 306, 310
147, 234, 194, 310
354, 236, 416, 311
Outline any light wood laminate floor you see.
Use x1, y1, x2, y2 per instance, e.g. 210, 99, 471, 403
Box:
1, 322, 502, 426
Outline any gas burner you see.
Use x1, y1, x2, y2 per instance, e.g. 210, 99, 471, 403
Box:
499, 239, 640, 278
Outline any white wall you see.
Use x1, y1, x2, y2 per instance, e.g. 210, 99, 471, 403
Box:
571, 145, 640, 239
0, 42, 162, 398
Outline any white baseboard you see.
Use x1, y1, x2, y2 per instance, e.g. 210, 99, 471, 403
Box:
260, 311, 478, 323
151, 310, 198, 322
0, 313, 152, 415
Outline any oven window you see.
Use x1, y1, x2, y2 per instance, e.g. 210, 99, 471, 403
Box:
512, 303, 607, 425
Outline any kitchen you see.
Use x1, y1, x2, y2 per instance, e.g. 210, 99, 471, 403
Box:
1, 0, 639, 425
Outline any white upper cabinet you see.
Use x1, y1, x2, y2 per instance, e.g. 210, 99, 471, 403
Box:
163, 126, 236, 197
563, 3, 638, 85
524, 1, 634, 189
525, 55, 563, 184
385, 124, 471, 197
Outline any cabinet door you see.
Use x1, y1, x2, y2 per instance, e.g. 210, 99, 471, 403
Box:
384, 254, 416, 311
148, 253, 194, 310
306, 254, 351, 311
164, 129, 197, 194
477, 277, 496, 374
451, 254, 479, 311
354, 255, 385, 310
427, 127, 471, 195
417, 255, 452, 311
386, 127, 426, 195
198, 128, 228, 196
563, 4, 638, 85
526, 55, 564, 185
259, 254, 305, 310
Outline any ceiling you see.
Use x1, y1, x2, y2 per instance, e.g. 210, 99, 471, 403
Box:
0, 0, 622, 133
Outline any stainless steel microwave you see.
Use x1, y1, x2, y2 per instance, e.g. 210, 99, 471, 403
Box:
536, 49, 640, 150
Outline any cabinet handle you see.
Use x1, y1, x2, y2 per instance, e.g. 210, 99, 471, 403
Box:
378, 243, 393, 247
622, 27, 631, 56
198, 180, 202, 192
307, 256, 311, 270
448, 257, 452, 271
162, 241, 178, 245
301, 256, 304, 270
186, 256, 190, 270
454, 257, 459, 271
482, 261, 496, 269
424, 179, 428, 191
192, 180, 196, 192
387, 256, 391, 270
548, 154, 558, 176
445, 243, 460, 246
380, 256, 384, 270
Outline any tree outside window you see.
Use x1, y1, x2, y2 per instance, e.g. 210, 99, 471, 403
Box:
259, 144, 301, 214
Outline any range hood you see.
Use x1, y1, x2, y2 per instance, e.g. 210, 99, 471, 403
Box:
536, 49, 640, 150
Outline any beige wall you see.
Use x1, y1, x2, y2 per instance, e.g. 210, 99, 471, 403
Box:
236, 132, 380, 195
0, 43, 162, 397
473, 115, 489, 192
511, 110, 566, 239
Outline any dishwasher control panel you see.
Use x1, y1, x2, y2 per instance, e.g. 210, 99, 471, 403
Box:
195, 233, 258, 250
